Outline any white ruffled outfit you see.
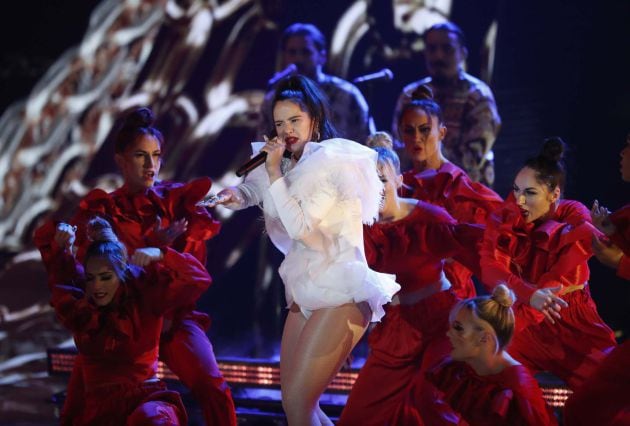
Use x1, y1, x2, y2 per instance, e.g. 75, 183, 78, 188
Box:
234, 138, 400, 321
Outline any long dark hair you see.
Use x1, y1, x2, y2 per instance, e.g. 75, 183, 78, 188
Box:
269, 75, 337, 141
522, 137, 567, 192
112, 107, 164, 154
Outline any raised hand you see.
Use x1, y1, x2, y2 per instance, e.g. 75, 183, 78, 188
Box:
592, 235, 624, 270
591, 200, 616, 235
54, 222, 77, 251
198, 188, 240, 209
262, 135, 286, 182
150, 217, 188, 246
529, 286, 568, 324
131, 247, 163, 266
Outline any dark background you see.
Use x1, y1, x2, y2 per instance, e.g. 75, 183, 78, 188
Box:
1, 0, 628, 359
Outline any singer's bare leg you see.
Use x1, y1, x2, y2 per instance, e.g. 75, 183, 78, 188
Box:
280, 302, 371, 425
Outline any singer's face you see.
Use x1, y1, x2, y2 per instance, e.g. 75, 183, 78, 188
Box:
273, 100, 313, 160
282, 35, 325, 79
400, 108, 445, 167
424, 30, 465, 81
114, 134, 162, 193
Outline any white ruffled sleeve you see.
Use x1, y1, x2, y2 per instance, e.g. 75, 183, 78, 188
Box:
267, 175, 336, 250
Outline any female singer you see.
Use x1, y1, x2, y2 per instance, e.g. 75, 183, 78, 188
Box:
210, 75, 400, 425
396, 86, 502, 299
479, 137, 617, 390
41, 217, 211, 425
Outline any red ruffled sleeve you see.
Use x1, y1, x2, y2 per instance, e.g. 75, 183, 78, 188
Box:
141, 247, 212, 315
403, 163, 503, 224
33, 222, 85, 289
145, 178, 221, 263
610, 204, 630, 255
68, 178, 220, 264
427, 359, 558, 426
480, 199, 597, 304
364, 201, 485, 280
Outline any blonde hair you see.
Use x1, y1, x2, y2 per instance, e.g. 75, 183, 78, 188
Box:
366, 131, 394, 150
451, 284, 516, 350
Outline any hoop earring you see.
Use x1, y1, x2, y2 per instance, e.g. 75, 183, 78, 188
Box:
313, 129, 321, 141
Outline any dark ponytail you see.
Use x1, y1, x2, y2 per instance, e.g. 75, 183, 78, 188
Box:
523, 137, 567, 191
270, 75, 337, 141
397, 84, 444, 130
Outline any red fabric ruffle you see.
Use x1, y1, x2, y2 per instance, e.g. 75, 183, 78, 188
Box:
427, 359, 557, 426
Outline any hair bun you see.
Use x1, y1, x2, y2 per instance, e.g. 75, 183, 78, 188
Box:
540, 137, 566, 163
366, 131, 394, 149
122, 107, 154, 130
86, 217, 119, 243
492, 284, 515, 308
410, 84, 434, 101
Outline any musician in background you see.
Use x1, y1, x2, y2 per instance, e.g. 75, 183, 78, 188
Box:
258, 22, 374, 144
393, 22, 501, 187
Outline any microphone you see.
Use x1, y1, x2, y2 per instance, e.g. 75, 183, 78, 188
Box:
236, 150, 292, 177
352, 68, 394, 84
267, 64, 298, 88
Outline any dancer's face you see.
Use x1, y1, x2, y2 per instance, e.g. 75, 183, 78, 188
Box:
273, 100, 314, 160
399, 108, 445, 167
115, 134, 162, 193
85, 257, 121, 307
513, 167, 560, 223
447, 308, 489, 361
377, 161, 403, 216
621, 134, 630, 182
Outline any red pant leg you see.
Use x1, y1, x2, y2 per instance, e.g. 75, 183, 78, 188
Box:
509, 290, 616, 390
340, 291, 459, 426
564, 341, 630, 426
127, 401, 183, 426
159, 319, 237, 426
60, 353, 86, 425
339, 306, 423, 425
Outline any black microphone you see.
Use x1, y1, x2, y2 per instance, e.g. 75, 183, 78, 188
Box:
236, 150, 292, 177
352, 68, 394, 84
267, 64, 298, 89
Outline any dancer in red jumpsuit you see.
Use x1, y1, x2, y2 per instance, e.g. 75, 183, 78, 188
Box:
39, 216, 211, 425
563, 134, 630, 425
396, 85, 502, 300
480, 137, 616, 390
427, 284, 558, 426
35, 107, 236, 425
339, 145, 484, 425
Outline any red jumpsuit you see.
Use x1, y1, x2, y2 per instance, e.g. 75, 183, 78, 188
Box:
563, 204, 630, 425
427, 358, 558, 426
480, 199, 617, 390
338, 201, 484, 425
43, 242, 211, 425
35, 178, 236, 425
402, 162, 503, 299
